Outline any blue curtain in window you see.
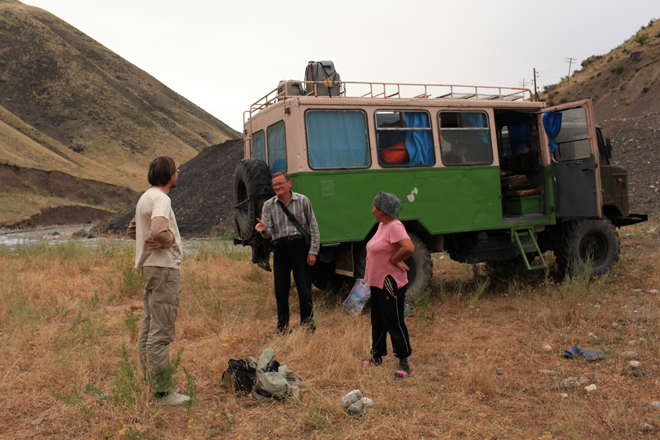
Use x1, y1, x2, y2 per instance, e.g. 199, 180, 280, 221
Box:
506, 114, 531, 155
252, 132, 266, 162
404, 112, 433, 166
268, 122, 287, 173
307, 111, 369, 168
464, 113, 489, 144
543, 112, 562, 153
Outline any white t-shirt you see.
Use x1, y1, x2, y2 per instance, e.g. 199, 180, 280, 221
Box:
134, 188, 183, 269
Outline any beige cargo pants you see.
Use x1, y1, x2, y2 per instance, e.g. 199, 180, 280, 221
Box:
138, 266, 180, 393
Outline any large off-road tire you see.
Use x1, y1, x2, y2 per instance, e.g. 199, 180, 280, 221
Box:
351, 232, 433, 300
234, 158, 275, 240
555, 219, 620, 277
403, 233, 433, 301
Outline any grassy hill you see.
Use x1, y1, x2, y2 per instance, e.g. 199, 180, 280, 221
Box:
0, 0, 240, 226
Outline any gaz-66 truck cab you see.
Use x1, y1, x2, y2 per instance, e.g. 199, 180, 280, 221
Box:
233, 61, 647, 297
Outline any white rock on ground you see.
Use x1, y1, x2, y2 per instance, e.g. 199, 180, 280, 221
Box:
584, 384, 598, 393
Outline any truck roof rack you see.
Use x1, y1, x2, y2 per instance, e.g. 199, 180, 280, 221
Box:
246, 81, 533, 120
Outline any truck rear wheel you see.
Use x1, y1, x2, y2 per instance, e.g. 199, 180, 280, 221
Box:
402, 233, 433, 301
555, 219, 620, 277
233, 159, 275, 240
351, 232, 433, 300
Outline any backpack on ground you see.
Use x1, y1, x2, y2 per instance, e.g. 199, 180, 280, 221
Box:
221, 359, 256, 393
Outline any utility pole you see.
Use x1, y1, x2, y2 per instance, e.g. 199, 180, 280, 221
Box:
533, 68, 539, 101
565, 57, 577, 78
519, 78, 528, 88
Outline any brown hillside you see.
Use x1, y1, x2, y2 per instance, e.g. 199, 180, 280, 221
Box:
0, 163, 139, 227
96, 139, 244, 238
0, 0, 240, 228
541, 18, 660, 216
0, 0, 239, 192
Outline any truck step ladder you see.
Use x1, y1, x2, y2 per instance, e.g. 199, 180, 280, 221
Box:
511, 228, 546, 271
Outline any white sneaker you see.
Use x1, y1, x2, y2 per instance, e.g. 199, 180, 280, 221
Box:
155, 392, 191, 406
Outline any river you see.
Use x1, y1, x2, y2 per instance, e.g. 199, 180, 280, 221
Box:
0, 225, 248, 255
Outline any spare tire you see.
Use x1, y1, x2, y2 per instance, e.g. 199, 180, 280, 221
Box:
234, 159, 275, 240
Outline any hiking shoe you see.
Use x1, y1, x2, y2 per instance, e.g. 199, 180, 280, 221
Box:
154, 392, 191, 406
394, 357, 412, 379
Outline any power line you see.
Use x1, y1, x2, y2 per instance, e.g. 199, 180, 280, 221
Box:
539, 67, 568, 74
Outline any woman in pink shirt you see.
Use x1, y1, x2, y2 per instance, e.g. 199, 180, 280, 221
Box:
363, 191, 415, 378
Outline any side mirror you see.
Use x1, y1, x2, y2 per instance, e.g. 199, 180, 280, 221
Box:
605, 138, 612, 160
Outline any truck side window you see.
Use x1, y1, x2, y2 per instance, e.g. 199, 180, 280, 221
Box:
305, 110, 370, 169
375, 110, 434, 167
439, 111, 493, 166
267, 121, 287, 173
252, 130, 266, 162
552, 107, 591, 162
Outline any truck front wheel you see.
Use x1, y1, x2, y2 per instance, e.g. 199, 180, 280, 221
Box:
311, 261, 345, 292
555, 219, 620, 277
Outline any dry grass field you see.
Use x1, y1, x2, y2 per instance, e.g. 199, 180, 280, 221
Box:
2, 222, 660, 440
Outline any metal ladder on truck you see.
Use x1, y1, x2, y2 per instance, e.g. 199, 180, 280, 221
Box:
511, 228, 546, 270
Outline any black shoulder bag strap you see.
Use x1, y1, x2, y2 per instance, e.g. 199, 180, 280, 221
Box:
277, 200, 311, 247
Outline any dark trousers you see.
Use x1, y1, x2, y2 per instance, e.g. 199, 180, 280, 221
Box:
370, 275, 412, 359
273, 236, 313, 330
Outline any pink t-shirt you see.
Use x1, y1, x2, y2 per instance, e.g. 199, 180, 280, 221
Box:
364, 220, 410, 289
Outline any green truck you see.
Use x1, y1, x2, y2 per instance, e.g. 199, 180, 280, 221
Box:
233, 61, 646, 296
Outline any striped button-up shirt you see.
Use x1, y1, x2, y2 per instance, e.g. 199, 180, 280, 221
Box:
260, 191, 320, 255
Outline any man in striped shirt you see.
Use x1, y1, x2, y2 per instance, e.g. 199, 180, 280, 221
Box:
255, 171, 320, 333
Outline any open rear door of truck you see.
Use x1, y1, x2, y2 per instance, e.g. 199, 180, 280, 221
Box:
544, 99, 602, 219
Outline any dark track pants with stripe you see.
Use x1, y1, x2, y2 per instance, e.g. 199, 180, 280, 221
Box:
370, 275, 412, 359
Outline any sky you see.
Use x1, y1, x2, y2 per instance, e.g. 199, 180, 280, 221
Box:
21, 0, 660, 132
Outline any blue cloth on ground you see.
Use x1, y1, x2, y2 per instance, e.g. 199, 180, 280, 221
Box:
562, 346, 583, 359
